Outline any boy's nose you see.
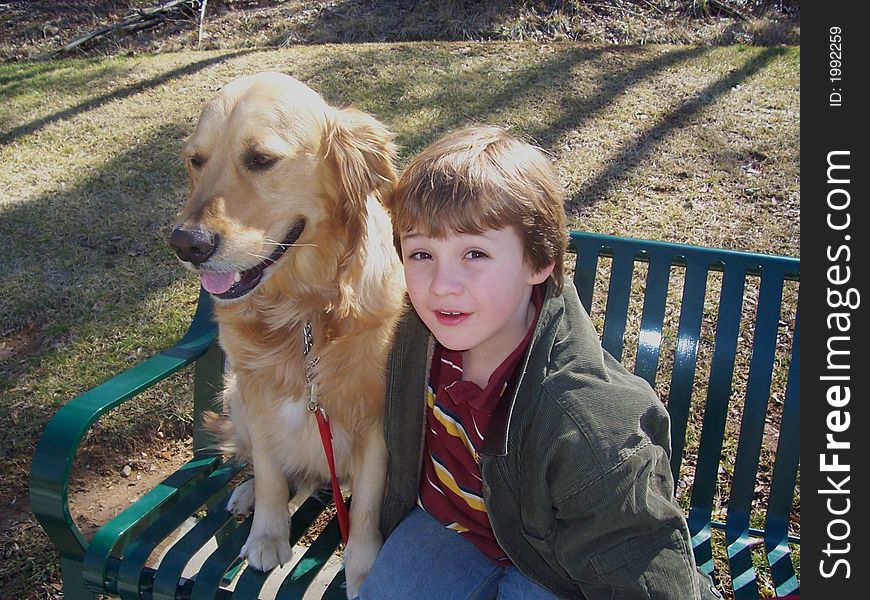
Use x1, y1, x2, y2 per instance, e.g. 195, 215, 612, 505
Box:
429, 262, 463, 296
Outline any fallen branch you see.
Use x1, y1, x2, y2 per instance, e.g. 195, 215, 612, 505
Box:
707, 0, 751, 21
58, 0, 201, 54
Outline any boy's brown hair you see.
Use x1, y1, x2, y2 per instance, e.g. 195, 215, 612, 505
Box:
387, 125, 568, 291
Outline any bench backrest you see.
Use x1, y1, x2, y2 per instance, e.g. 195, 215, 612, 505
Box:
569, 231, 800, 599
32, 231, 797, 599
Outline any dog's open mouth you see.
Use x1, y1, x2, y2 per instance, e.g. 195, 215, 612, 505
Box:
200, 220, 305, 300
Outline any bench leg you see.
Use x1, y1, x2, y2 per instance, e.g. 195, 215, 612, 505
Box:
59, 557, 98, 599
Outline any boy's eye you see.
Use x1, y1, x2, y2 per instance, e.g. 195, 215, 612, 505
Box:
408, 251, 432, 261
466, 250, 489, 260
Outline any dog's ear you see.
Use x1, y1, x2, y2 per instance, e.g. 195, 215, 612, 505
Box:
323, 108, 398, 268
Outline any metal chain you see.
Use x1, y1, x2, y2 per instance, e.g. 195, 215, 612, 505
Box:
303, 320, 322, 412
303, 320, 314, 357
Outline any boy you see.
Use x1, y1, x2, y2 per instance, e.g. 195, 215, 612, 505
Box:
360, 126, 719, 599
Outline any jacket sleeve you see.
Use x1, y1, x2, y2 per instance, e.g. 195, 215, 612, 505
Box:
549, 442, 716, 600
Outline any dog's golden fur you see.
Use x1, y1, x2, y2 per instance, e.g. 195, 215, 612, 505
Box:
170, 72, 405, 597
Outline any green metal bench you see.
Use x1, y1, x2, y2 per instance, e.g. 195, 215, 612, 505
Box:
30, 231, 800, 599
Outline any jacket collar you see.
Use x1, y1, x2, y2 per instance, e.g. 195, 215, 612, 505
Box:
480, 279, 566, 457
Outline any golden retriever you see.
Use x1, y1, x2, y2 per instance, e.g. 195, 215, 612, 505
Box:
168, 72, 405, 597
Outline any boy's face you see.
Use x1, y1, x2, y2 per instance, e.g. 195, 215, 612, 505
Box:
400, 226, 553, 375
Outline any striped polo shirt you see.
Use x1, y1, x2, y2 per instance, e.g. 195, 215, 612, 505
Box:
418, 286, 543, 563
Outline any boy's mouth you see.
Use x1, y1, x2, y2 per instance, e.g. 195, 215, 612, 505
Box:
434, 310, 471, 326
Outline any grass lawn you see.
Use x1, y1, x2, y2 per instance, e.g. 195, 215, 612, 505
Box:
0, 42, 799, 598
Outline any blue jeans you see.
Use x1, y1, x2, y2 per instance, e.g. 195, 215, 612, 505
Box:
357, 507, 560, 600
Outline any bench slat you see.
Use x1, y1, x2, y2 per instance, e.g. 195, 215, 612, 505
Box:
667, 259, 708, 482
82, 456, 223, 594
634, 251, 672, 386
726, 267, 787, 600
601, 248, 635, 362
115, 462, 245, 598
274, 516, 343, 597
151, 495, 243, 599
687, 261, 747, 577
230, 495, 340, 598
572, 238, 600, 314
322, 569, 348, 599
765, 300, 801, 597
190, 518, 253, 599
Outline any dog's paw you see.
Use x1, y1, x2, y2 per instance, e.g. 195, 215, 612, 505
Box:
240, 534, 293, 572
227, 479, 255, 515
343, 536, 382, 599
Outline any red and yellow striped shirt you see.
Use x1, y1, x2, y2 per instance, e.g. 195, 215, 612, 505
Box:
418, 286, 543, 563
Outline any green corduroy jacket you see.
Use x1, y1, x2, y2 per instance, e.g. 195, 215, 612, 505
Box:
379, 279, 720, 599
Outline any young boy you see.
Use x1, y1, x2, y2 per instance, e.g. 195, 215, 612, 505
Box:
359, 126, 720, 599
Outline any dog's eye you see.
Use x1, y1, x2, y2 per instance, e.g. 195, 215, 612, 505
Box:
187, 155, 206, 169
247, 153, 278, 171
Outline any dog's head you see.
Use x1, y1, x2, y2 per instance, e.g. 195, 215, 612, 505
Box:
169, 72, 397, 303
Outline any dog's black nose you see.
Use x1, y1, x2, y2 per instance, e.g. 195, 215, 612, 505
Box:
169, 227, 216, 264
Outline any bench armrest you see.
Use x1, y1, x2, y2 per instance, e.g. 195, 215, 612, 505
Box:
29, 289, 217, 560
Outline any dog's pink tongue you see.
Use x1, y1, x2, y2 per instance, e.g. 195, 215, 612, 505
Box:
201, 272, 235, 294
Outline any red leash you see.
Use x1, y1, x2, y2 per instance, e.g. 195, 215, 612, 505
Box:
303, 319, 350, 545
314, 407, 350, 545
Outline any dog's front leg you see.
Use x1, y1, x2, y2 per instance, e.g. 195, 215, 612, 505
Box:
343, 427, 387, 599
239, 436, 292, 571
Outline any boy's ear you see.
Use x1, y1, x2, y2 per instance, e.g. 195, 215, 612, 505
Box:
529, 262, 556, 285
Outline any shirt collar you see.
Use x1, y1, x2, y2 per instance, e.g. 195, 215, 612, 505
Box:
433, 285, 544, 412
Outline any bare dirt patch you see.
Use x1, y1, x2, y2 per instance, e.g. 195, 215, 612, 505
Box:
0, 434, 194, 599
0, 323, 42, 362
67, 436, 194, 539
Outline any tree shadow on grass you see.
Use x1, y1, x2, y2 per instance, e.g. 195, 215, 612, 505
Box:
564, 47, 788, 212
0, 49, 255, 146
0, 120, 193, 374
0, 120, 205, 508
1, 122, 192, 299
0, 61, 67, 89
306, 44, 606, 156
305, 43, 786, 222
303, 44, 712, 163
266, 0, 523, 45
